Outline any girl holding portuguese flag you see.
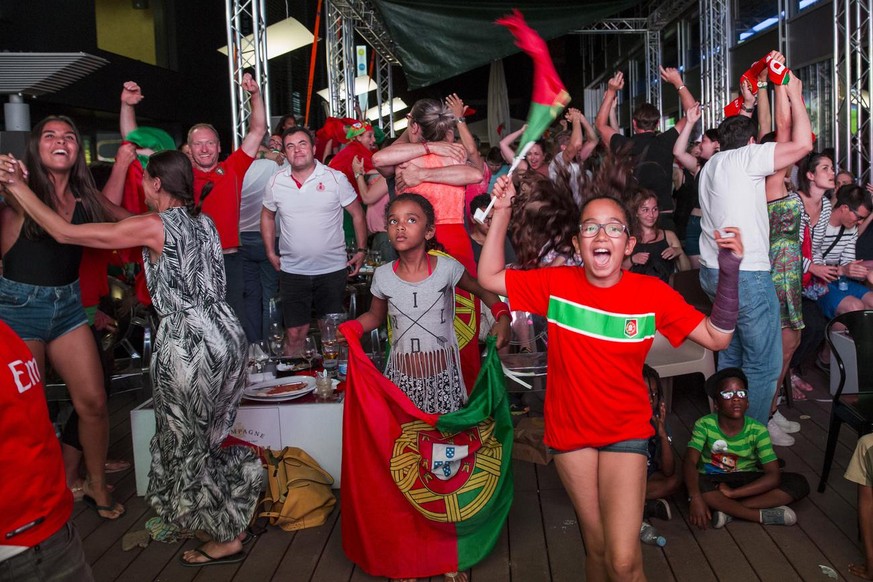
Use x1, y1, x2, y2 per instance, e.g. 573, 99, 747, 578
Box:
478, 173, 744, 581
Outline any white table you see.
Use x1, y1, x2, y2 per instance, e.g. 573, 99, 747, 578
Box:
131, 396, 344, 496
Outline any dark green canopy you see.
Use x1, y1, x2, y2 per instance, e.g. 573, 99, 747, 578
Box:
372, 0, 641, 89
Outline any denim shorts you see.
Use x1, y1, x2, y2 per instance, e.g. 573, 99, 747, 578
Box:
0, 278, 88, 342
817, 279, 872, 319
548, 438, 650, 458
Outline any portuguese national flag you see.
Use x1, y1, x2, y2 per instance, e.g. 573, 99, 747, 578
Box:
339, 321, 513, 578
496, 9, 571, 165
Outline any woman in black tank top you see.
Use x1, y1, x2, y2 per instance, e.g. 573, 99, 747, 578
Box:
0, 116, 124, 519
626, 190, 690, 282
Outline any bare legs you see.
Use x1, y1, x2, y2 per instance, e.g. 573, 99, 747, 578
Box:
773, 327, 801, 412
44, 326, 122, 518
284, 322, 309, 357
850, 484, 873, 580
555, 448, 648, 582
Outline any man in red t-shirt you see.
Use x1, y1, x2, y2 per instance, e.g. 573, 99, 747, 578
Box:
120, 74, 267, 321
0, 321, 93, 580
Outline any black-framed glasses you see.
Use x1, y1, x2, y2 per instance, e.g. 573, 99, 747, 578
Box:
850, 207, 870, 222
718, 389, 748, 400
579, 222, 628, 238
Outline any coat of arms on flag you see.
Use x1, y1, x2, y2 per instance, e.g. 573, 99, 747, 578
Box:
339, 321, 513, 579
625, 318, 639, 338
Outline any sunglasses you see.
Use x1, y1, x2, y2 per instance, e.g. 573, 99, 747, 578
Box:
718, 389, 748, 400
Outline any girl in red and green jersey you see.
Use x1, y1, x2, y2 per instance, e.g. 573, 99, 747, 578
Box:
478, 174, 744, 581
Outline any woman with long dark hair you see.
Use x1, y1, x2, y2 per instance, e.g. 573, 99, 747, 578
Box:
0, 149, 261, 566
0, 116, 122, 519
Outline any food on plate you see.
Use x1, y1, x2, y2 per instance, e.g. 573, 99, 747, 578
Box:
264, 382, 308, 395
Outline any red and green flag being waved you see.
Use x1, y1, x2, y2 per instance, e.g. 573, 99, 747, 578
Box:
339, 321, 513, 578
497, 9, 571, 163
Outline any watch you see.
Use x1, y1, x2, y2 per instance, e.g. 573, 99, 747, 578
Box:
456, 117, 466, 124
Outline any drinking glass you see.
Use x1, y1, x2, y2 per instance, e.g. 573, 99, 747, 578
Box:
249, 341, 269, 372
322, 339, 339, 376
302, 336, 319, 370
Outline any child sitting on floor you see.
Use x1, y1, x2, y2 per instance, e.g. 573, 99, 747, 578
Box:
685, 367, 809, 529
643, 365, 682, 521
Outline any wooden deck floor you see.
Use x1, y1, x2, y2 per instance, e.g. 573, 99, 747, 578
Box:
79, 365, 863, 582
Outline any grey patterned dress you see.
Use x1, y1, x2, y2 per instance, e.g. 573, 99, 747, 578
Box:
144, 207, 261, 542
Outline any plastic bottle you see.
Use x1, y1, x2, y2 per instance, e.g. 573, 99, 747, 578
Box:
640, 522, 667, 547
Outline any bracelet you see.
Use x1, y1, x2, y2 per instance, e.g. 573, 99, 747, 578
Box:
422, 142, 431, 155
677, 85, 686, 92
742, 104, 754, 113
356, 247, 368, 254
354, 172, 364, 179
490, 301, 511, 320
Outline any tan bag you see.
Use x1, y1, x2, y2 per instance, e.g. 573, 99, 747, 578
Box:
258, 447, 337, 531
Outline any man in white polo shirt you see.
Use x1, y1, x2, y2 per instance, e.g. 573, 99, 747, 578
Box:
698, 71, 812, 431
261, 126, 366, 354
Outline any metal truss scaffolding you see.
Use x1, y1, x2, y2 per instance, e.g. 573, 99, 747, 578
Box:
324, 0, 399, 123
374, 53, 396, 136
225, 0, 271, 149
325, 0, 357, 118
699, 0, 731, 129
645, 31, 663, 118
833, 0, 873, 183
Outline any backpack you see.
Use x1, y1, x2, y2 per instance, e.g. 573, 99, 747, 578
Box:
257, 447, 337, 531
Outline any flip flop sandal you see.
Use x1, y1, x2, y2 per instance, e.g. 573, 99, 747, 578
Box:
82, 495, 125, 520
105, 459, 131, 474
179, 547, 246, 568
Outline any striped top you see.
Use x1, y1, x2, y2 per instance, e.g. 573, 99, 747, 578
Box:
688, 413, 776, 474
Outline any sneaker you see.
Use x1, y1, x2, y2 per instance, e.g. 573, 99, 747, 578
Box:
771, 410, 801, 434
711, 511, 733, 529
760, 505, 797, 526
644, 498, 672, 521
767, 418, 796, 446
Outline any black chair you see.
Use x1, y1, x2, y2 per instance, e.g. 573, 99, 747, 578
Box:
818, 310, 873, 492
669, 269, 713, 316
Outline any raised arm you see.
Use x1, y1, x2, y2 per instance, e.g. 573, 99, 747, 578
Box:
595, 71, 624, 144
660, 66, 696, 134
498, 124, 527, 165
577, 110, 599, 162
477, 175, 515, 296
446, 93, 483, 170
773, 75, 814, 169
686, 227, 744, 350
561, 108, 584, 163
457, 270, 511, 349
673, 103, 702, 173
120, 81, 143, 138
765, 81, 793, 201
240, 73, 268, 158
100, 143, 137, 207
0, 155, 163, 252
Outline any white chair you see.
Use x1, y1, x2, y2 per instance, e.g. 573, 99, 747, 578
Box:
645, 331, 715, 412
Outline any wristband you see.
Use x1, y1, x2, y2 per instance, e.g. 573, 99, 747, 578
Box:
756, 81, 768, 88
741, 104, 754, 113
710, 247, 742, 333
677, 85, 686, 92
422, 142, 431, 155
354, 172, 364, 179
490, 301, 511, 320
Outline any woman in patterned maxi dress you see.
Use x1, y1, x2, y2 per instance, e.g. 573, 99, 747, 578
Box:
0, 150, 261, 566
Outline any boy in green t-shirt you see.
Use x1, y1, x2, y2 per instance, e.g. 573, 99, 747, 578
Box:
684, 368, 809, 529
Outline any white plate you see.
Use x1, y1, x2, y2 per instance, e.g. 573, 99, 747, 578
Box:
276, 360, 311, 372
244, 376, 316, 401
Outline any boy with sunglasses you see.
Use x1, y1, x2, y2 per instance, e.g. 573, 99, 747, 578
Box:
685, 368, 809, 529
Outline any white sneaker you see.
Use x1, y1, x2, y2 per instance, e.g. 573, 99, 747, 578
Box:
771, 410, 801, 434
767, 418, 796, 446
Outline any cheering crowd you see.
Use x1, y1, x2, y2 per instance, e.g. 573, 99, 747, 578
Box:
1, 42, 873, 582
